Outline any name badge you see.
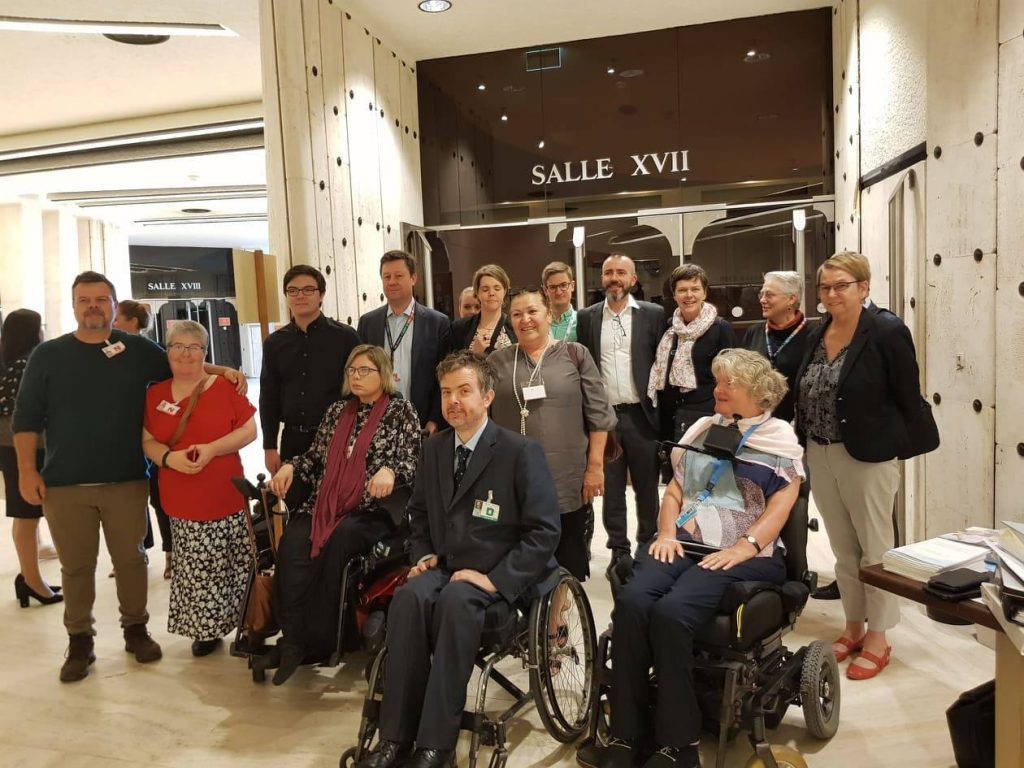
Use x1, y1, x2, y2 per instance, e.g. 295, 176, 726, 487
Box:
102, 341, 126, 358
156, 400, 181, 416
472, 491, 500, 522
522, 384, 546, 401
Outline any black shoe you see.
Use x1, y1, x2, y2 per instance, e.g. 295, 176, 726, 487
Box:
643, 745, 700, 768
14, 573, 63, 607
124, 623, 162, 663
811, 580, 841, 600
191, 638, 222, 657
580, 737, 634, 768
272, 642, 304, 685
605, 552, 635, 592
405, 748, 453, 768
354, 739, 413, 768
60, 633, 96, 683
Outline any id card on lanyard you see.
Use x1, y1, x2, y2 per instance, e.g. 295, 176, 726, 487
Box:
675, 421, 762, 528
385, 313, 413, 382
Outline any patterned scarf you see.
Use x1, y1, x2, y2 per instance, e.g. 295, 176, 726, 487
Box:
648, 302, 718, 406
309, 395, 390, 558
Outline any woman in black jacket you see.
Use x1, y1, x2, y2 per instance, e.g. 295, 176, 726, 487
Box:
742, 270, 817, 423
647, 264, 734, 441
450, 264, 516, 355
794, 251, 928, 682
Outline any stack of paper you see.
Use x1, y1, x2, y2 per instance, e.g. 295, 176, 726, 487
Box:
992, 522, 1024, 625
882, 537, 988, 582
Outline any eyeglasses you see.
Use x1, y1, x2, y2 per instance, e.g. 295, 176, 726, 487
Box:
817, 280, 861, 296
167, 343, 206, 355
285, 286, 320, 297
545, 281, 573, 293
346, 366, 379, 378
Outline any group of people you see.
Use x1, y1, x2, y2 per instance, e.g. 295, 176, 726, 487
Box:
3, 245, 932, 768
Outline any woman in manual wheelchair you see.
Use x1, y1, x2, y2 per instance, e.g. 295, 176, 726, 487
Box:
594, 348, 805, 768
265, 344, 421, 685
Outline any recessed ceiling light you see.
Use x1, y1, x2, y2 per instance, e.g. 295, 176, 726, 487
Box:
538, 140, 545, 149
500, 111, 508, 122
0, 15, 236, 36
418, 0, 452, 12
181, 208, 212, 214
747, 48, 757, 57
103, 33, 169, 46
606, 66, 615, 75
477, 83, 486, 91
619, 68, 644, 78
744, 49, 771, 63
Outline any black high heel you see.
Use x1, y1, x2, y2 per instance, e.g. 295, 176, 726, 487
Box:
14, 573, 63, 607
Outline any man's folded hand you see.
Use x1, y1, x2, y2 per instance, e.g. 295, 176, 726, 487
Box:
450, 568, 497, 594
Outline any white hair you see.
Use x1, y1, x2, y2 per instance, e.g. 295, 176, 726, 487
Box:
763, 270, 803, 309
165, 319, 209, 348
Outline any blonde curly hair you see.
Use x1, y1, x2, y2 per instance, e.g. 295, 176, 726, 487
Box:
711, 348, 789, 412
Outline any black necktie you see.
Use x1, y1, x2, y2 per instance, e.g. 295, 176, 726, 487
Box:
454, 445, 472, 488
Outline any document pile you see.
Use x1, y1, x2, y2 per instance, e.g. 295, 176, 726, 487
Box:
882, 536, 988, 582
991, 522, 1024, 626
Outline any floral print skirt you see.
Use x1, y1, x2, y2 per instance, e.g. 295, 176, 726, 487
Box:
168, 511, 252, 641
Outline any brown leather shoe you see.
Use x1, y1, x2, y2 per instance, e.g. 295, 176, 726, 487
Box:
60, 634, 96, 683
123, 624, 162, 663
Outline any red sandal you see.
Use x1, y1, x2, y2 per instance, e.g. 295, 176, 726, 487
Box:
847, 646, 892, 680
832, 635, 863, 663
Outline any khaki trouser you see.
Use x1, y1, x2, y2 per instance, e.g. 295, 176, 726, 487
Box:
43, 480, 150, 636
806, 441, 901, 632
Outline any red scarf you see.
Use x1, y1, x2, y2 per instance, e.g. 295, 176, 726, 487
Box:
309, 395, 390, 557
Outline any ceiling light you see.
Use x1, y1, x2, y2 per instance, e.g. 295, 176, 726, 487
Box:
477, 83, 486, 91
181, 208, 212, 214
418, 0, 452, 11
747, 48, 757, 57
0, 119, 264, 163
500, 110, 508, 122
104, 33, 169, 45
0, 16, 237, 37
606, 66, 615, 75
619, 68, 644, 78
744, 49, 771, 63
538, 140, 545, 149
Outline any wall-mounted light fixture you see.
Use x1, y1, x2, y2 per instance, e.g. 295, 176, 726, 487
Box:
0, 15, 236, 36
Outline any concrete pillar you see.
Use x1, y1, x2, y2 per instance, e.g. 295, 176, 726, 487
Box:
41, 209, 79, 336
0, 202, 46, 321
258, 0, 423, 327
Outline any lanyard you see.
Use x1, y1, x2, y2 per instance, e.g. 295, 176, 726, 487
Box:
511, 341, 550, 435
675, 420, 762, 528
384, 312, 413, 360
764, 319, 806, 363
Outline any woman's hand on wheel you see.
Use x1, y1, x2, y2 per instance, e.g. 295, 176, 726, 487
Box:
269, 463, 294, 498
699, 542, 756, 571
649, 536, 684, 564
367, 467, 395, 499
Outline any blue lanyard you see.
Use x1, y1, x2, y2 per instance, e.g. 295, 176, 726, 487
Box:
675, 421, 762, 528
764, 319, 806, 363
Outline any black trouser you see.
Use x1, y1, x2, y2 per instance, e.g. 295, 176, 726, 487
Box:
610, 548, 785, 748
281, 426, 316, 462
274, 510, 394, 661
149, 470, 172, 553
380, 568, 503, 750
603, 404, 660, 556
555, 504, 592, 582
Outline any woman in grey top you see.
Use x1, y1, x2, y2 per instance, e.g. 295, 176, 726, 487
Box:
490, 289, 616, 582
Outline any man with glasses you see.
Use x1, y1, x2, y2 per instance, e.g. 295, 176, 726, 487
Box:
13, 271, 247, 682
260, 265, 360, 475
576, 254, 666, 576
542, 261, 578, 342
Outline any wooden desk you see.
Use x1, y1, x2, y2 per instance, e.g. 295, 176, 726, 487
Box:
861, 564, 1024, 768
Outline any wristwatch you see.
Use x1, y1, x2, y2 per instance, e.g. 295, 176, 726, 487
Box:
744, 535, 762, 553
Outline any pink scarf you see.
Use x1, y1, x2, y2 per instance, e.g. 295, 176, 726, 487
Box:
648, 302, 718, 406
309, 395, 390, 558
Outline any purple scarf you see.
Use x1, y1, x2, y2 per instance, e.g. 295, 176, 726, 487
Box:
310, 395, 389, 557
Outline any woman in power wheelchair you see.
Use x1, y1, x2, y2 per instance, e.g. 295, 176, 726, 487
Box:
581, 348, 838, 768
264, 344, 422, 684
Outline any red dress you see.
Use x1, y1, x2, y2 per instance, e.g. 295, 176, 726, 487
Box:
144, 377, 256, 521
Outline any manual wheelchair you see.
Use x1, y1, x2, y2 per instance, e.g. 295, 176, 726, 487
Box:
341, 568, 598, 768
579, 491, 841, 768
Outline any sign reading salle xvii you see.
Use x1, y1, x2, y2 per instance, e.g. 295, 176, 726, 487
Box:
531, 150, 690, 185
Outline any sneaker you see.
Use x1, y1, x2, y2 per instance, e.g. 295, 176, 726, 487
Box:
123, 624, 162, 663
644, 746, 700, 768
60, 634, 96, 683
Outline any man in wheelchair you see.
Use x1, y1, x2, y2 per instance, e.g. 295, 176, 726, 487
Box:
587, 349, 806, 768
357, 351, 561, 768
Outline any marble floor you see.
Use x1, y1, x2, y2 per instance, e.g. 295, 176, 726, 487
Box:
0, 398, 995, 767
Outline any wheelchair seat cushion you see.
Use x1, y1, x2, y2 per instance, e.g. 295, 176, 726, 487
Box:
694, 580, 810, 651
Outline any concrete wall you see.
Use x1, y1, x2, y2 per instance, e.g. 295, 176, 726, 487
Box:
259, 0, 422, 326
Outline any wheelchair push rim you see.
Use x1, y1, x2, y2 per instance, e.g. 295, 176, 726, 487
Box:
528, 570, 597, 743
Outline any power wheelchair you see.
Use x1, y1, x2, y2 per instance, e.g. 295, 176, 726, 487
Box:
579, 488, 840, 768
341, 568, 599, 768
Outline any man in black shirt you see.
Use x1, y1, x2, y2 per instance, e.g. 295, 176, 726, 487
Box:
260, 265, 360, 474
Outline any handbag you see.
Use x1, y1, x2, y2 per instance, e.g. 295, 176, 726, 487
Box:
899, 395, 940, 460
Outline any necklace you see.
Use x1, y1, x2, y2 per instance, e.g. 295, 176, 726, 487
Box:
511, 340, 550, 435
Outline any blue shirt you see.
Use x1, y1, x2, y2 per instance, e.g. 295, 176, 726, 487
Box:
453, 418, 489, 472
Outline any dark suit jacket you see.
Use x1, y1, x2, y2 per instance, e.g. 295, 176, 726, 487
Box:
451, 313, 517, 354
576, 298, 666, 431
357, 302, 452, 427
794, 303, 925, 462
407, 420, 561, 603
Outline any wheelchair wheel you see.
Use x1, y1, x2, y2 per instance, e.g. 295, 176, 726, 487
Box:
799, 640, 840, 739
743, 745, 808, 768
339, 746, 357, 767
528, 571, 597, 743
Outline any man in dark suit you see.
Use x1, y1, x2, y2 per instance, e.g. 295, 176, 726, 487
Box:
576, 254, 666, 571
356, 351, 561, 768
357, 250, 452, 433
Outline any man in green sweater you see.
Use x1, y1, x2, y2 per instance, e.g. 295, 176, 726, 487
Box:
13, 271, 247, 682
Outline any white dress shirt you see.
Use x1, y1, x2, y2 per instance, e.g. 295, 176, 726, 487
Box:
385, 299, 415, 400
599, 295, 641, 406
